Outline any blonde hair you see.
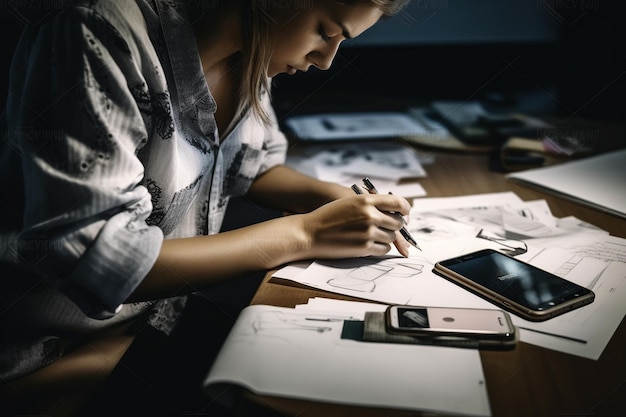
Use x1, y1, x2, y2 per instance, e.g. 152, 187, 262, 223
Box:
241, 0, 412, 125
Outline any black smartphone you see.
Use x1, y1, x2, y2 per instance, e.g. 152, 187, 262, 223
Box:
433, 249, 595, 322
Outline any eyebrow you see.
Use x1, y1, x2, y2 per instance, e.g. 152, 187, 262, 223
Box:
333, 19, 353, 40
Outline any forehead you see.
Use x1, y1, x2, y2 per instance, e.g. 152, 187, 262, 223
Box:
269, 1, 384, 38
323, 1, 384, 38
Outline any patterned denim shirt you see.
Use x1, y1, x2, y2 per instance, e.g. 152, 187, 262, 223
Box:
0, 0, 287, 380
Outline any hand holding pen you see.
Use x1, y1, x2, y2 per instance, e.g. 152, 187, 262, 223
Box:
351, 177, 421, 252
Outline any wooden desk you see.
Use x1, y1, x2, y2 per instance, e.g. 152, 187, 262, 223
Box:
247, 151, 626, 417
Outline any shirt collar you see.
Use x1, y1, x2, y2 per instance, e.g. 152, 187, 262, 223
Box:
152, 0, 216, 114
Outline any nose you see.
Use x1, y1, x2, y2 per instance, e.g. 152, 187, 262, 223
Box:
309, 41, 341, 71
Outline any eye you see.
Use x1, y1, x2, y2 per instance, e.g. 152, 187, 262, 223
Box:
318, 24, 331, 42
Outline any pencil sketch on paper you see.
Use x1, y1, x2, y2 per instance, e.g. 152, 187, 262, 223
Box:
420, 205, 558, 239
218, 309, 344, 347
288, 255, 429, 304
252, 311, 334, 335
325, 257, 424, 293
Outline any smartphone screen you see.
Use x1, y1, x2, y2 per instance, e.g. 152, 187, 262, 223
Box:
388, 306, 513, 334
434, 249, 595, 321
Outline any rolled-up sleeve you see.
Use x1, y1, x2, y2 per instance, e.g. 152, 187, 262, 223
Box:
7, 8, 163, 318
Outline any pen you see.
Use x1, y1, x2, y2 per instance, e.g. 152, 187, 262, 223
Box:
305, 314, 359, 322
362, 178, 421, 250
517, 327, 587, 344
362, 178, 408, 225
351, 178, 421, 251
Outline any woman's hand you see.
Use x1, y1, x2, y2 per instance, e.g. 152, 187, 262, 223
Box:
298, 193, 412, 259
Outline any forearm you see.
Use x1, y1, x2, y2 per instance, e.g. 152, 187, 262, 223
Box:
247, 165, 353, 213
128, 215, 309, 302
129, 166, 349, 302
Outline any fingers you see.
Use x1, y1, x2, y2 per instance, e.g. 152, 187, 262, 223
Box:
367, 193, 411, 217
371, 224, 397, 245
370, 228, 410, 256
351, 195, 412, 256
304, 193, 413, 260
371, 226, 411, 258
378, 210, 406, 232
371, 227, 411, 258
393, 232, 411, 258
360, 194, 410, 232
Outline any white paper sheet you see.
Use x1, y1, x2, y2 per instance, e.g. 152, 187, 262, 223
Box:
315, 147, 427, 180
285, 141, 428, 197
285, 112, 430, 141
203, 303, 490, 417
512, 235, 626, 359
507, 149, 626, 219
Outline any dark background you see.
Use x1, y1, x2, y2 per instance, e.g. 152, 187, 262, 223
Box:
2, 1, 624, 124
270, 1, 625, 126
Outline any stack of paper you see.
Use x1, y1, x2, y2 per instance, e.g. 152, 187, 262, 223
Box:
286, 141, 428, 198
203, 299, 491, 417
284, 112, 430, 141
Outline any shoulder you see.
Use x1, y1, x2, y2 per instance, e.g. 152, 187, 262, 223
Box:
28, 0, 151, 55
65, 0, 147, 27
13, 0, 161, 76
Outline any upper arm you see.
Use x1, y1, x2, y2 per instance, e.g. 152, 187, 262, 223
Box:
5, 7, 163, 318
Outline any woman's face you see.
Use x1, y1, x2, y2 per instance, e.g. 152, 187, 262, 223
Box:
266, 2, 383, 77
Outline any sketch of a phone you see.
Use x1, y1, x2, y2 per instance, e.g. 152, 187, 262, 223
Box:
433, 249, 595, 322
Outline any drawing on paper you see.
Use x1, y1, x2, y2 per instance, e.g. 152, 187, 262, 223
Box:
326, 257, 424, 293
252, 311, 334, 334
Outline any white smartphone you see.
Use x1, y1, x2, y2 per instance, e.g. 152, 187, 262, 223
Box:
433, 249, 595, 322
385, 305, 517, 347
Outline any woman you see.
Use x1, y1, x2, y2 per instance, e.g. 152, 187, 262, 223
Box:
1, 0, 412, 413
